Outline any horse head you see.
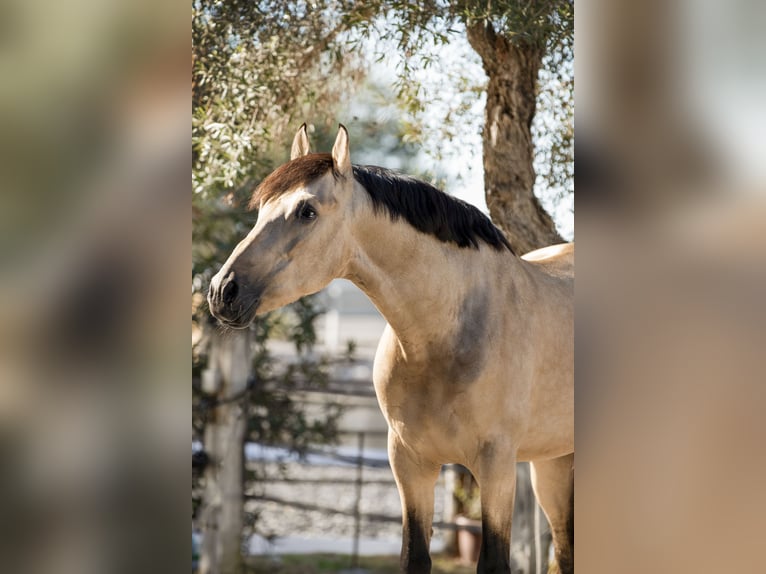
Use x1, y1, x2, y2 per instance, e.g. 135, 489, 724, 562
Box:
208, 124, 355, 328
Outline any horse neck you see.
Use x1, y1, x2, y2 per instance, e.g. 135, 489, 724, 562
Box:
343, 209, 521, 353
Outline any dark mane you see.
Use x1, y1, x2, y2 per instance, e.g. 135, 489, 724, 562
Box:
250, 153, 513, 253
353, 165, 513, 253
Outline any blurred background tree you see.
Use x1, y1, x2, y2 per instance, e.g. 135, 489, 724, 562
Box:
193, 0, 573, 251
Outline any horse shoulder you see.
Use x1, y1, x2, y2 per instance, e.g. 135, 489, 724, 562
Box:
372, 325, 417, 409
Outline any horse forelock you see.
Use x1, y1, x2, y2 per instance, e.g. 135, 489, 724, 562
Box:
248, 153, 514, 254
248, 153, 338, 209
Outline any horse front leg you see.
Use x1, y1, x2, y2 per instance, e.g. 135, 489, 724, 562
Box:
388, 430, 441, 574
475, 448, 517, 574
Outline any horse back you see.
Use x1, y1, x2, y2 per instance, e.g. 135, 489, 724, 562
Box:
521, 242, 574, 280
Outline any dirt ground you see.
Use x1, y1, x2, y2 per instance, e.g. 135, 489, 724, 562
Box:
246, 553, 475, 574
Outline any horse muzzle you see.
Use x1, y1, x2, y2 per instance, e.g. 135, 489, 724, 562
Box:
208, 271, 260, 328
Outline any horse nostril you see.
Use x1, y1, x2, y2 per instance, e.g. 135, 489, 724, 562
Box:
221, 278, 238, 305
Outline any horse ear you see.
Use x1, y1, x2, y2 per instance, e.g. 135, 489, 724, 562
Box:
331, 124, 351, 177
290, 123, 310, 160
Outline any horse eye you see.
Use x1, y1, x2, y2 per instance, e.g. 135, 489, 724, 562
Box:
297, 203, 317, 221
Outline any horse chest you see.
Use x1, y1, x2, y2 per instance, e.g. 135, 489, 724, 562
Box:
374, 361, 490, 463
372, 322, 509, 462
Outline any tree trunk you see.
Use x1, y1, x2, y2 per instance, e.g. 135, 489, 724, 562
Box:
466, 21, 563, 254
199, 329, 252, 574
466, 19, 561, 572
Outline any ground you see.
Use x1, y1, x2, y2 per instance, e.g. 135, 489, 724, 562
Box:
245, 553, 476, 574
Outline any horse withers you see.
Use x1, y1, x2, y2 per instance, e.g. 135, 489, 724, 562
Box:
208, 124, 574, 574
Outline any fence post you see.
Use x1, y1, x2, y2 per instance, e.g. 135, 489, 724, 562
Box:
535, 498, 542, 574
442, 465, 458, 555
510, 463, 537, 574
351, 432, 365, 568
199, 328, 251, 574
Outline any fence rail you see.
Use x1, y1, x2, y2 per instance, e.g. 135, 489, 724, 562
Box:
246, 430, 476, 566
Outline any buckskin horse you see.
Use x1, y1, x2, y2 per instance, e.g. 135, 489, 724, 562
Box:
208, 124, 574, 573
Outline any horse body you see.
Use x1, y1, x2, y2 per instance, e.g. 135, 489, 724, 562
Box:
354, 217, 573, 573
208, 125, 574, 573
354, 224, 574, 467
